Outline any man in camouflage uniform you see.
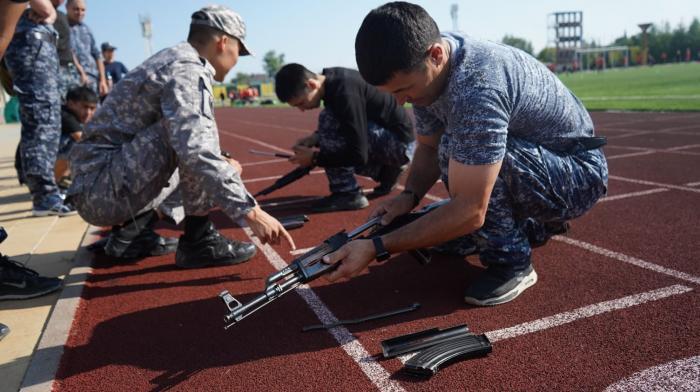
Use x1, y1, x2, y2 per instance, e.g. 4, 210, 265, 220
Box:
4, 5, 76, 216
66, 0, 106, 96
323, 3, 608, 306
69, 5, 294, 267
274, 63, 415, 213
51, 0, 80, 100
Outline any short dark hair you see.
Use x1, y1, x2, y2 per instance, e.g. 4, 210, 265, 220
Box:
355, 2, 441, 85
66, 86, 98, 104
187, 24, 227, 46
274, 63, 316, 102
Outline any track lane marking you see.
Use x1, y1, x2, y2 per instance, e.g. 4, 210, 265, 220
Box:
598, 188, 669, 202
608, 175, 700, 194
240, 225, 406, 392
554, 236, 700, 285
241, 158, 287, 167
243, 170, 325, 184
219, 129, 293, 155
398, 284, 693, 363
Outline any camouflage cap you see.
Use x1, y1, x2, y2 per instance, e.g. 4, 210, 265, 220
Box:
190, 5, 253, 56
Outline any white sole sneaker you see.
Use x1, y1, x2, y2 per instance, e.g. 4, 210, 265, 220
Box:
464, 268, 538, 306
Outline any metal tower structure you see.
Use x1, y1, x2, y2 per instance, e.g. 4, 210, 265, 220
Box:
548, 11, 583, 71
139, 14, 153, 57
638, 23, 652, 65
450, 4, 459, 31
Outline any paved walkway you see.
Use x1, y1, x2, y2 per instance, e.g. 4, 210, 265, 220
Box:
0, 123, 88, 392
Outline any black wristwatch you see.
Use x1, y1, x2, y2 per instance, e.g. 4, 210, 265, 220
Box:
372, 236, 391, 262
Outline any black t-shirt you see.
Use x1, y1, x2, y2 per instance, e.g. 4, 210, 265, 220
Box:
61, 106, 82, 136
53, 11, 73, 66
316, 67, 414, 167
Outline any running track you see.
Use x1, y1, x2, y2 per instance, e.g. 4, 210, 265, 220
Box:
26, 109, 700, 391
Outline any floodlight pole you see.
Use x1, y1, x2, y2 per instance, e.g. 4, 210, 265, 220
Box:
450, 4, 458, 31
140, 15, 153, 57
638, 23, 652, 66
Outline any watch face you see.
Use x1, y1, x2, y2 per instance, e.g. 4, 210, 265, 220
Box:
373, 237, 390, 262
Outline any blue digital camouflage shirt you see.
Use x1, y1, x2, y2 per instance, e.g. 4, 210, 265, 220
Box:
69, 22, 101, 79
414, 33, 595, 169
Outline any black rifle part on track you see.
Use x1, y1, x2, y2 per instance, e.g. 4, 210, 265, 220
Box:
253, 166, 313, 197
219, 200, 448, 329
301, 302, 421, 332
380, 324, 472, 358
403, 334, 492, 377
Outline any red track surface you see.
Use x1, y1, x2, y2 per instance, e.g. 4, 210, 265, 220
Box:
52, 109, 700, 391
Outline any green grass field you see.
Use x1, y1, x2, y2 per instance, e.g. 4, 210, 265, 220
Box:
558, 62, 700, 111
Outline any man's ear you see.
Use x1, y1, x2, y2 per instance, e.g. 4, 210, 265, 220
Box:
427, 43, 446, 67
306, 78, 321, 91
216, 35, 228, 53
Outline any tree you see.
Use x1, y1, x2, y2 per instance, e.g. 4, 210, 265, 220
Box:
263, 50, 285, 78
537, 47, 556, 63
502, 35, 533, 55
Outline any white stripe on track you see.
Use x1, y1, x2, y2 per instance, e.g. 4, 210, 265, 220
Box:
554, 236, 700, 285
290, 246, 315, 255
598, 188, 669, 202
608, 175, 700, 194
241, 227, 406, 392
219, 129, 293, 154
241, 158, 287, 167
398, 284, 692, 363
685, 181, 700, 187
485, 285, 692, 342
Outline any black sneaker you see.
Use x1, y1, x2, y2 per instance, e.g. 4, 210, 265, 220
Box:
370, 165, 405, 197
0, 255, 63, 300
463, 264, 537, 306
175, 230, 256, 269
310, 192, 369, 213
0, 323, 9, 341
524, 219, 570, 248
104, 228, 179, 259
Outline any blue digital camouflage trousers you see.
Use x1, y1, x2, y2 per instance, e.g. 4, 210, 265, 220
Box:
5, 27, 61, 206
69, 123, 189, 227
317, 109, 415, 194
439, 137, 608, 267
58, 63, 80, 101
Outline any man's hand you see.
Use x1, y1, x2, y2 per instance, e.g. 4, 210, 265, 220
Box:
322, 239, 376, 282
369, 192, 416, 225
294, 133, 319, 148
244, 206, 296, 249
28, 0, 56, 24
79, 71, 88, 86
98, 79, 109, 97
224, 156, 242, 174
70, 131, 82, 142
291, 145, 316, 168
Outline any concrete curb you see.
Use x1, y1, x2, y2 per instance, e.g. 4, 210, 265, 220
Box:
19, 225, 101, 392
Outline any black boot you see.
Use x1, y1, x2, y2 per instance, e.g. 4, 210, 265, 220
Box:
104, 210, 178, 259
310, 191, 369, 213
175, 220, 256, 269
370, 165, 405, 197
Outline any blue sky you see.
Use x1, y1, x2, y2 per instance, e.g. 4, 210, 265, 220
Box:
69, 0, 698, 80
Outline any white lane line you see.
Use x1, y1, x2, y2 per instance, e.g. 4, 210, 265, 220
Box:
241, 158, 287, 167
243, 170, 324, 184
219, 129, 293, 155
228, 118, 310, 134
664, 143, 700, 152
685, 181, 700, 187
598, 188, 669, 202
606, 151, 656, 160
398, 284, 692, 363
485, 285, 692, 342
241, 226, 405, 392
604, 355, 700, 391
554, 236, 700, 285
608, 175, 700, 194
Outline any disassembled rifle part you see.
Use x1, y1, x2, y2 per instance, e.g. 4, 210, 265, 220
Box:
301, 302, 421, 332
248, 149, 293, 159
403, 334, 492, 377
380, 324, 472, 358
